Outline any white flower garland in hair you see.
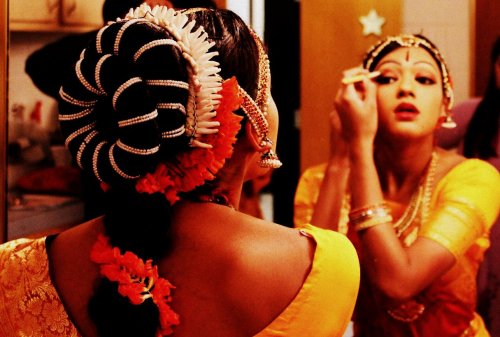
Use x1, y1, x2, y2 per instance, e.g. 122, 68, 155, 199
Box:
125, 4, 223, 148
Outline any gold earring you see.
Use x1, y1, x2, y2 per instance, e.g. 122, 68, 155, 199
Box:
441, 114, 457, 129
258, 137, 282, 169
259, 150, 283, 169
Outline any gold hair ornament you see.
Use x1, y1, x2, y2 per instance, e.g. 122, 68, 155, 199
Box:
239, 28, 282, 169
364, 34, 455, 113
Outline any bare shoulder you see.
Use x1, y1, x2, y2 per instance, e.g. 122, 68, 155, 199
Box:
223, 215, 314, 328
168, 207, 316, 335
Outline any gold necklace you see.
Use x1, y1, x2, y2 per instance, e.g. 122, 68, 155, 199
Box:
393, 151, 438, 238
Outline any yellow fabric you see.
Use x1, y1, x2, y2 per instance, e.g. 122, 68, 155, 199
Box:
0, 237, 80, 337
294, 159, 500, 337
294, 162, 350, 233
294, 163, 328, 228
0, 226, 359, 337
421, 159, 500, 257
255, 224, 360, 337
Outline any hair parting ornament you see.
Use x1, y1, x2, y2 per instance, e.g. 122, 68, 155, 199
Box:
363, 34, 456, 127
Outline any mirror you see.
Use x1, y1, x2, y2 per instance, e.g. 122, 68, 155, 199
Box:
1, 0, 7, 243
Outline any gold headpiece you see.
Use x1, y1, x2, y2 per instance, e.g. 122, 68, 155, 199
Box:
239, 28, 282, 169
363, 34, 454, 112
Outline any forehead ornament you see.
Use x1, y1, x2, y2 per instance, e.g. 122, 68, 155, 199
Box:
364, 34, 454, 112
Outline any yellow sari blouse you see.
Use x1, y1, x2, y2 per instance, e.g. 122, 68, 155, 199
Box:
0, 227, 359, 337
294, 159, 500, 337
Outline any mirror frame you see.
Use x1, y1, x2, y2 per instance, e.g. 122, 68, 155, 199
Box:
1, 0, 7, 243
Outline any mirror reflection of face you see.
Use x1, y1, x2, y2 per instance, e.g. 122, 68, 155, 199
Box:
373, 47, 445, 139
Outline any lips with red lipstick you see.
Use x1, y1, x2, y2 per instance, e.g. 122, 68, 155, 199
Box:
394, 102, 419, 120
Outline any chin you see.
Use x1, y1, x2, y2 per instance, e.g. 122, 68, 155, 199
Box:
379, 125, 434, 142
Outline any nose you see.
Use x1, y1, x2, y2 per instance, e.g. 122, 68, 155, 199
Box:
397, 75, 415, 98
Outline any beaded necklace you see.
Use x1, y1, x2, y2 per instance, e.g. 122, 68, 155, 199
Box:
393, 151, 438, 240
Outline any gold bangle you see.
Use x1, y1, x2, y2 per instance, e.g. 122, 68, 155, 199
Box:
353, 214, 393, 232
349, 204, 391, 226
349, 202, 388, 217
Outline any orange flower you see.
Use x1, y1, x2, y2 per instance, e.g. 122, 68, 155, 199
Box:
135, 77, 243, 204
90, 234, 180, 335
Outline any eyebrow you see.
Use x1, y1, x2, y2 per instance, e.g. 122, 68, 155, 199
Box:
377, 59, 439, 72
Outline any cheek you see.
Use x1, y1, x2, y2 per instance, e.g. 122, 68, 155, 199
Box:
266, 99, 279, 146
375, 88, 393, 119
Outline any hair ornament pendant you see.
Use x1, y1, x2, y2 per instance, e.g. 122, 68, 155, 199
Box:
441, 114, 457, 129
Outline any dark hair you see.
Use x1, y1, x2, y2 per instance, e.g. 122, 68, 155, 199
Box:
77, 9, 260, 337
463, 36, 500, 160
187, 9, 260, 101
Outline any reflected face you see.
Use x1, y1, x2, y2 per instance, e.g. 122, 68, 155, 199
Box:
373, 47, 445, 139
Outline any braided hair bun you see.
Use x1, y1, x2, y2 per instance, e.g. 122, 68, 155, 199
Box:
59, 19, 190, 185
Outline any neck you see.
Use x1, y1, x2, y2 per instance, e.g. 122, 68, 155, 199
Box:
375, 142, 435, 198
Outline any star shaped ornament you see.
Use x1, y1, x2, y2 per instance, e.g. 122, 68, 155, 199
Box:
359, 9, 386, 36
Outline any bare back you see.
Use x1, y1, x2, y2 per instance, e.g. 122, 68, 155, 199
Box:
48, 202, 315, 337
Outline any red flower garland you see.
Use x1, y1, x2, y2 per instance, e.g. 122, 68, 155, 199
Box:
136, 77, 243, 204
90, 234, 180, 336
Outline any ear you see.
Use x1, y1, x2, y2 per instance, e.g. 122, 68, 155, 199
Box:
245, 122, 271, 152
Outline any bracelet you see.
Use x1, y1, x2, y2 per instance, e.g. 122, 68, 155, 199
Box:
348, 202, 393, 232
348, 203, 390, 226
353, 214, 393, 232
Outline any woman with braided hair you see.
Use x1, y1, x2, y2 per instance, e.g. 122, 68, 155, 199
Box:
0, 5, 360, 337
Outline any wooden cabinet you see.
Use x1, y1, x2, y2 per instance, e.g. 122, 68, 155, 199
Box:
10, 0, 105, 32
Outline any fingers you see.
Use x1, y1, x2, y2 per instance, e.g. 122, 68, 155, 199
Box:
336, 67, 378, 107
341, 71, 381, 85
333, 66, 379, 143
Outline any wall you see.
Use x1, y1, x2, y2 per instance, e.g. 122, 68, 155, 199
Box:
300, 0, 402, 172
8, 32, 64, 144
402, 0, 473, 104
